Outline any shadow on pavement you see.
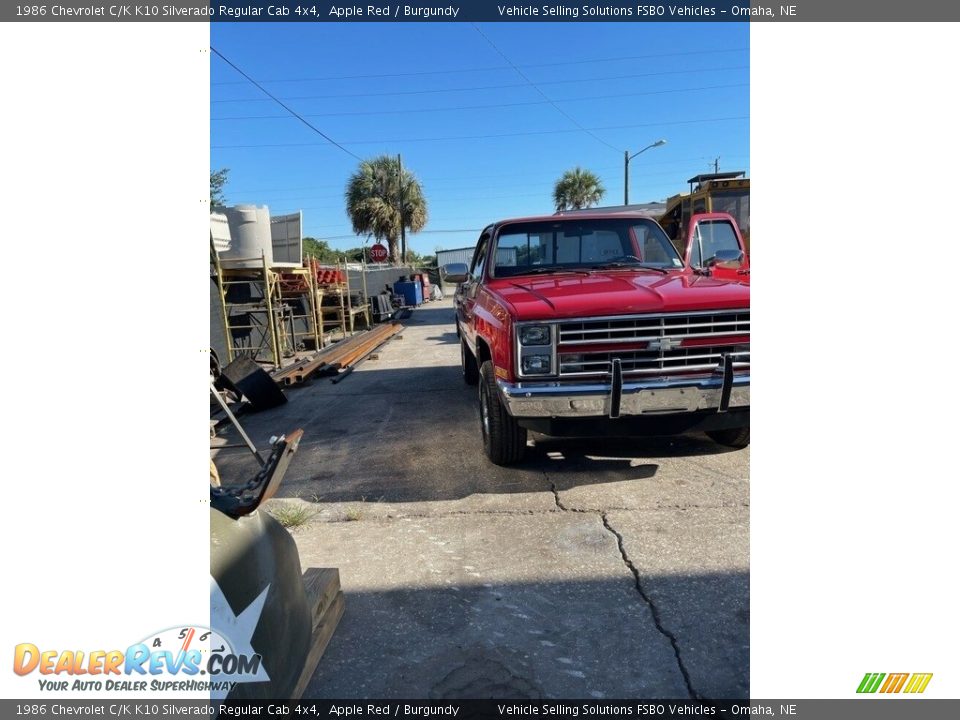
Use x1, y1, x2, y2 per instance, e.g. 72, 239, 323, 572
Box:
401, 305, 457, 327
426, 331, 459, 344
213, 363, 746, 505
300, 574, 749, 700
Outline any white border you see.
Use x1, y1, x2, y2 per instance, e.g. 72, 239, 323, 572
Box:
751, 22, 959, 697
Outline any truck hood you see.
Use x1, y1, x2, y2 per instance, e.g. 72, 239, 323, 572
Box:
488, 271, 749, 320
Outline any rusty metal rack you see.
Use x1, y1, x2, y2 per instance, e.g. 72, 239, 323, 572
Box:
277, 266, 323, 353
211, 242, 322, 366
315, 258, 371, 338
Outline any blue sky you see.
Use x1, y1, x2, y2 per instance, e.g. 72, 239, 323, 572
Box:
211, 22, 749, 255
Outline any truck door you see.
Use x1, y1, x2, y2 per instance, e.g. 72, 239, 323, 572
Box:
457, 232, 490, 348
686, 214, 750, 280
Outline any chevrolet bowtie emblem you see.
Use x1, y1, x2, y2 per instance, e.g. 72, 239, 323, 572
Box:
648, 337, 680, 352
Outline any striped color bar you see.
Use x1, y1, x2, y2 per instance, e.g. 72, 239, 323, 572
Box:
879, 673, 909, 693
857, 672, 933, 694
857, 673, 885, 693
903, 673, 933, 694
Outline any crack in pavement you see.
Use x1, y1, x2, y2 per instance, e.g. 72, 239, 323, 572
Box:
600, 511, 700, 700
290, 470, 718, 698
547, 472, 590, 513
546, 470, 700, 700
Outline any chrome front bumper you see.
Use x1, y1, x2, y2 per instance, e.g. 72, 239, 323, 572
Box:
497, 372, 750, 419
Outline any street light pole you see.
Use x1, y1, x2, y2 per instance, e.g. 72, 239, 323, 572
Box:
623, 150, 629, 206
623, 139, 667, 205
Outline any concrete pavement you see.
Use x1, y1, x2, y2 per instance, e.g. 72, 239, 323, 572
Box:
212, 297, 749, 699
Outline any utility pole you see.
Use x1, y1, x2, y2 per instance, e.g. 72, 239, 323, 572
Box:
398, 153, 406, 266
713, 156, 720, 173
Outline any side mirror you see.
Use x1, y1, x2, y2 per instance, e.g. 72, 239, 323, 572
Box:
705, 249, 744, 268
441, 263, 470, 284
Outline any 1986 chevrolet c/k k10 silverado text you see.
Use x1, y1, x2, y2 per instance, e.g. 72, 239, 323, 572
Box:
442, 212, 749, 466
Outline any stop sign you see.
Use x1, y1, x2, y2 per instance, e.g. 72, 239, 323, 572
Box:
369, 244, 388, 263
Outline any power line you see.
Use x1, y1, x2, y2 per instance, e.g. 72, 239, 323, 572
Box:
314, 228, 486, 241
212, 83, 748, 121
211, 65, 749, 104
226, 155, 750, 195
212, 115, 748, 149
232, 167, 708, 205
281, 192, 549, 211
471, 23, 608, 152
225, 159, 751, 207
210, 46, 361, 161
417, 229, 485, 234
248, 189, 551, 205
211, 47, 748, 85
434, 154, 751, 181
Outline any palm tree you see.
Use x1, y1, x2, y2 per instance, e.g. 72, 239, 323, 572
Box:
552, 167, 606, 212
345, 155, 428, 264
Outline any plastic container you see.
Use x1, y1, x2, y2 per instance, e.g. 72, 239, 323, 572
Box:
220, 205, 273, 269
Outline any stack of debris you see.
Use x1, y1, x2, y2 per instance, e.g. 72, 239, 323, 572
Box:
272, 322, 403, 386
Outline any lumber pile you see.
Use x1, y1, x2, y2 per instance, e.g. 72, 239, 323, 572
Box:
272, 322, 403, 386
291, 567, 345, 699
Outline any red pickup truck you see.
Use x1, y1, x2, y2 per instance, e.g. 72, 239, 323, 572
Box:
442, 212, 750, 465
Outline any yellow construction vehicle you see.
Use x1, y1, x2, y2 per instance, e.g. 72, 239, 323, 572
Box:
658, 171, 750, 255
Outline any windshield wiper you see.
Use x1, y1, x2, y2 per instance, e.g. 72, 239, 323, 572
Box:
515, 266, 589, 276
589, 262, 669, 274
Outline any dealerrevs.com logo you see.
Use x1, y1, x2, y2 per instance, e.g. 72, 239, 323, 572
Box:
857, 672, 933, 694
13, 625, 265, 696
13, 581, 269, 700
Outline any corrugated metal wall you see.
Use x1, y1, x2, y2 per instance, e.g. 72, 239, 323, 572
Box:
436, 247, 475, 268
348, 266, 417, 298
436, 246, 513, 268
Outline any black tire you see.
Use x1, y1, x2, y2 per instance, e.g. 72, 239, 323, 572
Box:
461, 339, 479, 385
478, 361, 527, 465
706, 426, 750, 449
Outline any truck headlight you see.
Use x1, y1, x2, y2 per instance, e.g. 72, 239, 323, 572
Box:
519, 325, 551, 346
521, 355, 551, 374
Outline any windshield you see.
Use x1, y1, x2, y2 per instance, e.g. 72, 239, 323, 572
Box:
710, 190, 750, 237
491, 218, 683, 278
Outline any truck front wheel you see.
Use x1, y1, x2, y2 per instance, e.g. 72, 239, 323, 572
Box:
478, 361, 527, 465
706, 426, 750, 449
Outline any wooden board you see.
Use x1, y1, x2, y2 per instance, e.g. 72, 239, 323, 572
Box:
291, 590, 345, 699
302, 567, 341, 633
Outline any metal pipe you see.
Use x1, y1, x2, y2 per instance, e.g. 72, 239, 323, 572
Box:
210, 381, 264, 467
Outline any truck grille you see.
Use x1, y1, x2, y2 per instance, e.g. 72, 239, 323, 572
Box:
557, 310, 749, 377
